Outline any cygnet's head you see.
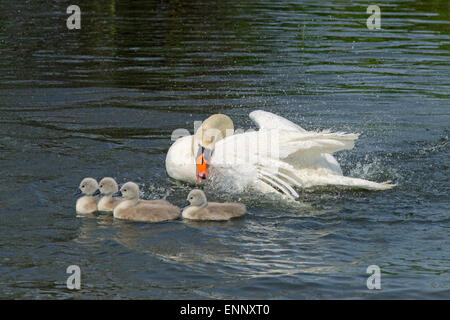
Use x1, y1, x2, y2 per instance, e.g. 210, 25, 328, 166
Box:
114, 182, 140, 200
96, 177, 119, 196
77, 178, 99, 196
182, 189, 208, 208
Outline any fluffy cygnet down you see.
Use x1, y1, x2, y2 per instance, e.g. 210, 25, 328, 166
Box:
75, 177, 99, 214
93, 177, 123, 212
113, 182, 180, 223
181, 189, 246, 221
94, 177, 172, 212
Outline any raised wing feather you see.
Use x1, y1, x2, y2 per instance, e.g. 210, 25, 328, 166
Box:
249, 110, 307, 132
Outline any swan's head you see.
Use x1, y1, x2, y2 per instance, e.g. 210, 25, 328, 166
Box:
76, 178, 99, 196
194, 114, 234, 181
114, 182, 139, 200
182, 189, 208, 208
95, 177, 119, 196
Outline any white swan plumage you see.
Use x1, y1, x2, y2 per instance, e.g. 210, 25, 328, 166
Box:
166, 110, 395, 199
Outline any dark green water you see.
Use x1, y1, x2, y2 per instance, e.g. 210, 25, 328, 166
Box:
0, 0, 448, 299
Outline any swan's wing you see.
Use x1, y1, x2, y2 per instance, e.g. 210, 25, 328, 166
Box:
250, 110, 356, 175
277, 130, 358, 159
211, 129, 359, 199
249, 110, 307, 132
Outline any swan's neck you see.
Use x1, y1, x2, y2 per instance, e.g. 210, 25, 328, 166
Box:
194, 114, 234, 151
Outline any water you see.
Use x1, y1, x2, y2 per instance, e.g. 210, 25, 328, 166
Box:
0, 0, 448, 299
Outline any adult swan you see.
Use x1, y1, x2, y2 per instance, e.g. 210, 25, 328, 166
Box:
166, 110, 395, 199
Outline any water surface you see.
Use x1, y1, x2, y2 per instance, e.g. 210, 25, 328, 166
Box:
0, 0, 449, 299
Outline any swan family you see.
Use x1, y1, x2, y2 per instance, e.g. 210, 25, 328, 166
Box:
75, 110, 395, 222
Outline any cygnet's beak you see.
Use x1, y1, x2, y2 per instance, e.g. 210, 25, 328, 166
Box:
112, 191, 123, 197
181, 200, 191, 209
196, 145, 211, 182
92, 189, 101, 196
74, 189, 82, 196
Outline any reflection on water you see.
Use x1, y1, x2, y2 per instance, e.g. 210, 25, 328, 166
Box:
0, 0, 448, 299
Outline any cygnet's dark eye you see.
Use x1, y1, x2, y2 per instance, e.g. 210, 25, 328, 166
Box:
123, 189, 127, 192
100, 185, 103, 188
190, 196, 193, 200
81, 185, 85, 188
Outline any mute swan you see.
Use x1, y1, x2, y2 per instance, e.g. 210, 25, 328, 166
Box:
166, 110, 395, 199
112, 182, 180, 222
75, 177, 99, 214
93, 177, 123, 212
181, 189, 246, 221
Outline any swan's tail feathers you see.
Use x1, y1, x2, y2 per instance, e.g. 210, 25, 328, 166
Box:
312, 174, 397, 190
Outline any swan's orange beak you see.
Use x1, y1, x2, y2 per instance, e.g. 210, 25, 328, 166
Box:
196, 146, 210, 181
